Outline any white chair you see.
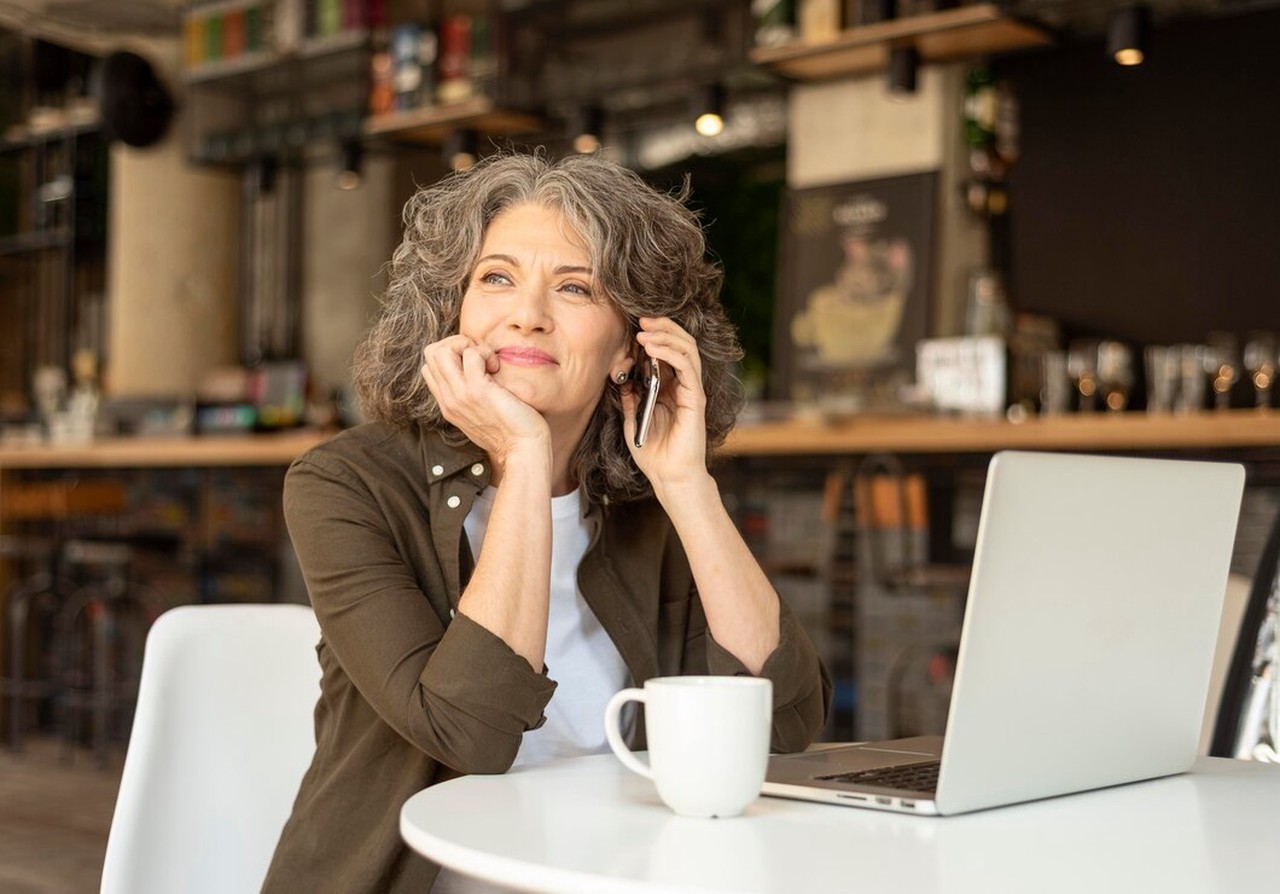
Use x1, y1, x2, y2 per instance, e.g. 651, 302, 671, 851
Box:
100, 603, 321, 894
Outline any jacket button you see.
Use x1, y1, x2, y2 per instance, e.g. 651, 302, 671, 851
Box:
471, 463, 484, 476
446, 495, 461, 509
431, 464, 445, 476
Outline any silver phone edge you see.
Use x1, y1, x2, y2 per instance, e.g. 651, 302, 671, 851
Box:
634, 360, 660, 448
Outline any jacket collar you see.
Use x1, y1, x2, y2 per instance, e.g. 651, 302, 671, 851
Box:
416, 423, 604, 526
419, 426, 491, 489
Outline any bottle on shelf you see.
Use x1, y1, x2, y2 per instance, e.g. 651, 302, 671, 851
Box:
436, 14, 474, 105
854, 0, 897, 27
390, 22, 436, 112
753, 0, 797, 47
799, 0, 842, 43
964, 267, 1012, 339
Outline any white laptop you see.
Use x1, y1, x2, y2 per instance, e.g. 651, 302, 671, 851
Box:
764, 450, 1245, 816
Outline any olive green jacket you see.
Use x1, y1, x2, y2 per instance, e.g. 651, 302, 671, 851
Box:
262, 422, 831, 894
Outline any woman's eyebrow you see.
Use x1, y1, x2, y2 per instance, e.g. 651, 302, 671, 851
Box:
476, 253, 519, 266
474, 255, 592, 277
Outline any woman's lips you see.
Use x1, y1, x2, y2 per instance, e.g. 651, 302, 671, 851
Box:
495, 346, 557, 366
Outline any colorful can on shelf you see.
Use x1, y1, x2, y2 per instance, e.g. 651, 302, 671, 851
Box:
204, 13, 222, 62
245, 5, 262, 51
223, 10, 246, 58
184, 15, 205, 67
437, 14, 473, 104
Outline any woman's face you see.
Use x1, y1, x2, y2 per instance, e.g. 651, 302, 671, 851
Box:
458, 202, 631, 436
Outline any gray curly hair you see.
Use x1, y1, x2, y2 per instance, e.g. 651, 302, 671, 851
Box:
354, 151, 744, 505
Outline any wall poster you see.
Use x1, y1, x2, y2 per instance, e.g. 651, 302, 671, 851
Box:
772, 171, 937, 411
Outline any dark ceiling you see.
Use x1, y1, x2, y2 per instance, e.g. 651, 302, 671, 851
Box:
4, 0, 1280, 43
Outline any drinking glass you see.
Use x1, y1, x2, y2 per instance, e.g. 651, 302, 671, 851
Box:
1040, 350, 1070, 417
1243, 331, 1277, 410
1205, 331, 1240, 411
1176, 344, 1207, 414
1097, 341, 1134, 412
1067, 339, 1100, 413
1144, 345, 1179, 414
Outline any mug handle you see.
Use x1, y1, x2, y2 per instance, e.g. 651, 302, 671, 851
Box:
604, 687, 652, 780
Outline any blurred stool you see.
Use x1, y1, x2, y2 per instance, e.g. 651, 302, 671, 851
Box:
0, 477, 117, 753
0, 533, 69, 751
58, 538, 165, 768
2, 475, 177, 766
849, 454, 971, 741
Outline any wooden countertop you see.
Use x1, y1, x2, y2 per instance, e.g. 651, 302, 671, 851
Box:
0, 431, 333, 469
1, 411, 1279, 469
720, 409, 1280, 456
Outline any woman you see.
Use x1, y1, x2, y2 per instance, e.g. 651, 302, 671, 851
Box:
263, 152, 831, 893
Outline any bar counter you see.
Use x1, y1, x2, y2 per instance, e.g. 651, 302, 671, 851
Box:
0, 431, 332, 470
722, 408, 1280, 456
3, 410, 1280, 470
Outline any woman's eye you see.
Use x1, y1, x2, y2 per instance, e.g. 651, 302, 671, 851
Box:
479, 271, 511, 286
560, 282, 593, 298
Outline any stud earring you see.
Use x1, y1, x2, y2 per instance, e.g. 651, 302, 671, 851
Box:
615, 371, 629, 384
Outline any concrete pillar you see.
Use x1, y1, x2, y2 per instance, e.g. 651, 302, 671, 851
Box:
105, 103, 240, 397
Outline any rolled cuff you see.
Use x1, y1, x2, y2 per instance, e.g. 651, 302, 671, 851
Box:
416, 613, 558, 772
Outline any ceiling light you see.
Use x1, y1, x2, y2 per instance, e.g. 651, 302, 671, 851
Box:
251, 154, 277, 196
445, 129, 479, 171
887, 46, 918, 97
693, 84, 726, 137
335, 140, 363, 190
571, 105, 605, 154
1107, 4, 1151, 66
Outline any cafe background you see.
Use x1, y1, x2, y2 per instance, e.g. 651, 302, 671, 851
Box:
1, 0, 1279, 888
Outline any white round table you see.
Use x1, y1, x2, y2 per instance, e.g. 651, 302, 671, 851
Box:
400, 753, 1280, 894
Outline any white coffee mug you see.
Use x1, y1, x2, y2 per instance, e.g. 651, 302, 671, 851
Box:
604, 675, 772, 818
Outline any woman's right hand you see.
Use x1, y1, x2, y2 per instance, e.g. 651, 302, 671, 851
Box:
420, 336, 550, 466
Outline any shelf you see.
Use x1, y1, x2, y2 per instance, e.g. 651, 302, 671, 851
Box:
0, 229, 73, 257
6, 411, 1280, 471
1, 115, 102, 152
184, 50, 279, 85
184, 29, 371, 88
750, 3, 1052, 81
719, 409, 1280, 457
363, 97, 541, 145
0, 432, 331, 470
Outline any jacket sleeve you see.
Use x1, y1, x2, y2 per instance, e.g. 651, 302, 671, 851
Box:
284, 455, 556, 775
692, 595, 833, 755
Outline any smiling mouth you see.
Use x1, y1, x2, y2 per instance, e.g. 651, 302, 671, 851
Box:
496, 346, 557, 366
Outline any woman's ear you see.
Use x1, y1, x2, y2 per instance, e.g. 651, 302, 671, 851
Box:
612, 359, 635, 384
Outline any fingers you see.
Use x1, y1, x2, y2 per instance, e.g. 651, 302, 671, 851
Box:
635, 318, 703, 404
421, 336, 500, 424
422, 338, 496, 382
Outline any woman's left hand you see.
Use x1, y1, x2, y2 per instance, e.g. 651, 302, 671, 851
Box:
621, 317, 711, 494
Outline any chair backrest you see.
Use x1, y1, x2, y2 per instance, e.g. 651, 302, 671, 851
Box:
100, 603, 321, 894
1211, 505, 1280, 758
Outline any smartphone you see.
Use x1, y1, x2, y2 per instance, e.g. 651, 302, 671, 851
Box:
633, 356, 662, 449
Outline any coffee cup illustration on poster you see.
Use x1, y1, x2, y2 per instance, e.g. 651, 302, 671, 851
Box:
775, 172, 936, 413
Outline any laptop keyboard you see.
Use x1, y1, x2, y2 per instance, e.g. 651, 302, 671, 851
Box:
819, 760, 941, 793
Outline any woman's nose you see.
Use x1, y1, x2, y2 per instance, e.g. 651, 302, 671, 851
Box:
507, 283, 552, 330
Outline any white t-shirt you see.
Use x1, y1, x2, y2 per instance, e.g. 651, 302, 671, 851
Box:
433, 487, 629, 894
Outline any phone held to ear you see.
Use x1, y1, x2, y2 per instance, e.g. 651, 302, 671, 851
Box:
634, 357, 661, 449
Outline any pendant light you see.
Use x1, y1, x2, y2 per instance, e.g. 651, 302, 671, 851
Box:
1107, 4, 1151, 66
887, 45, 918, 97
693, 84, 726, 137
